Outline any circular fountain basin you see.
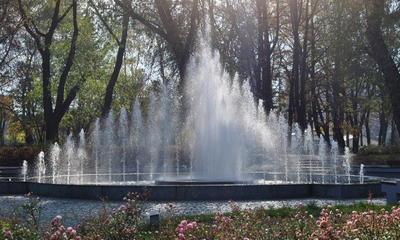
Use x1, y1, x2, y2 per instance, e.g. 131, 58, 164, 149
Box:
0, 177, 384, 201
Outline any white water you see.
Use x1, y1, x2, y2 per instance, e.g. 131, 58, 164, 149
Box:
50, 143, 60, 183
37, 152, 45, 183
344, 147, 352, 183
22, 160, 28, 182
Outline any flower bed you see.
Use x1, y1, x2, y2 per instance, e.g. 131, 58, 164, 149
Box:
1, 191, 400, 239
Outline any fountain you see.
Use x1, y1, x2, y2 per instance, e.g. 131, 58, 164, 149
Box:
4, 31, 383, 201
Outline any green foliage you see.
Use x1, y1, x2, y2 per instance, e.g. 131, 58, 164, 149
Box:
78, 188, 150, 239
0, 147, 43, 166
358, 145, 400, 156
0, 192, 42, 239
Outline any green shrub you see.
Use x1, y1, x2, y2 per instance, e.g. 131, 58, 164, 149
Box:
0, 147, 43, 166
358, 145, 400, 156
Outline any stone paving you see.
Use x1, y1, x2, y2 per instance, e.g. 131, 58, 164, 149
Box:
0, 194, 387, 228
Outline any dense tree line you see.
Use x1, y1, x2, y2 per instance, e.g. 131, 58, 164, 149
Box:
0, 0, 399, 153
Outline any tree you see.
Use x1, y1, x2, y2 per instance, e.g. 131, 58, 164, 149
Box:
365, 0, 400, 136
0, 0, 22, 86
89, 0, 131, 118
286, 0, 317, 138
17, 0, 82, 142
114, 0, 201, 94
0, 95, 12, 145
254, 0, 280, 114
8, 40, 43, 144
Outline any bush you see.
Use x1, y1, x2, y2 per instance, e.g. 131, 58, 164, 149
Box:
0, 147, 43, 166
358, 145, 400, 156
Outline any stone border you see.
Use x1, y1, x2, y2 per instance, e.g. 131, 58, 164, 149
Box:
0, 181, 383, 201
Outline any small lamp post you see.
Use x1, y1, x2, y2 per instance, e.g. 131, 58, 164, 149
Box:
149, 212, 159, 227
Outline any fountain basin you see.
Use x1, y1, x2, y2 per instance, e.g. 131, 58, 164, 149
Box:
0, 181, 384, 201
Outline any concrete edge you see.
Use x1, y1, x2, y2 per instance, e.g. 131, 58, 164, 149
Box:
0, 181, 384, 201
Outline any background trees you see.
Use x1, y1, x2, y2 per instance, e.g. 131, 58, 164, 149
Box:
0, 0, 399, 151
365, 0, 400, 137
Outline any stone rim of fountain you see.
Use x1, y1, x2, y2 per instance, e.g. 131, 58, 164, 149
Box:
155, 178, 254, 185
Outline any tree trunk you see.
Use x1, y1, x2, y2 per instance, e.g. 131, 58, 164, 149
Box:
365, 110, 371, 145
290, 0, 300, 128
298, 0, 309, 132
391, 118, 396, 145
378, 111, 387, 146
352, 135, 359, 153
254, 0, 264, 105
101, 6, 129, 118
261, 0, 273, 114
332, 80, 345, 151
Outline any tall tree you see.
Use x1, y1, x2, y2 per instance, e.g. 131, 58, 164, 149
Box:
17, 0, 82, 142
287, 0, 315, 134
0, 95, 12, 145
254, 0, 280, 114
365, 0, 400, 136
8, 41, 43, 144
90, 0, 130, 118
0, 0, 22, 85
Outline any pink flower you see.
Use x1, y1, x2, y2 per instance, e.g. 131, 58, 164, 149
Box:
181, 220, 188, 225
187, 223, 193, 229
319, 220, 329, 229
178, 233, 184, 239
347, 221, 352, 226
70, 229, 77, 238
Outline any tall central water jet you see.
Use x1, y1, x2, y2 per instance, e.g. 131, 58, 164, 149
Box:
185, 36, 250, 181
